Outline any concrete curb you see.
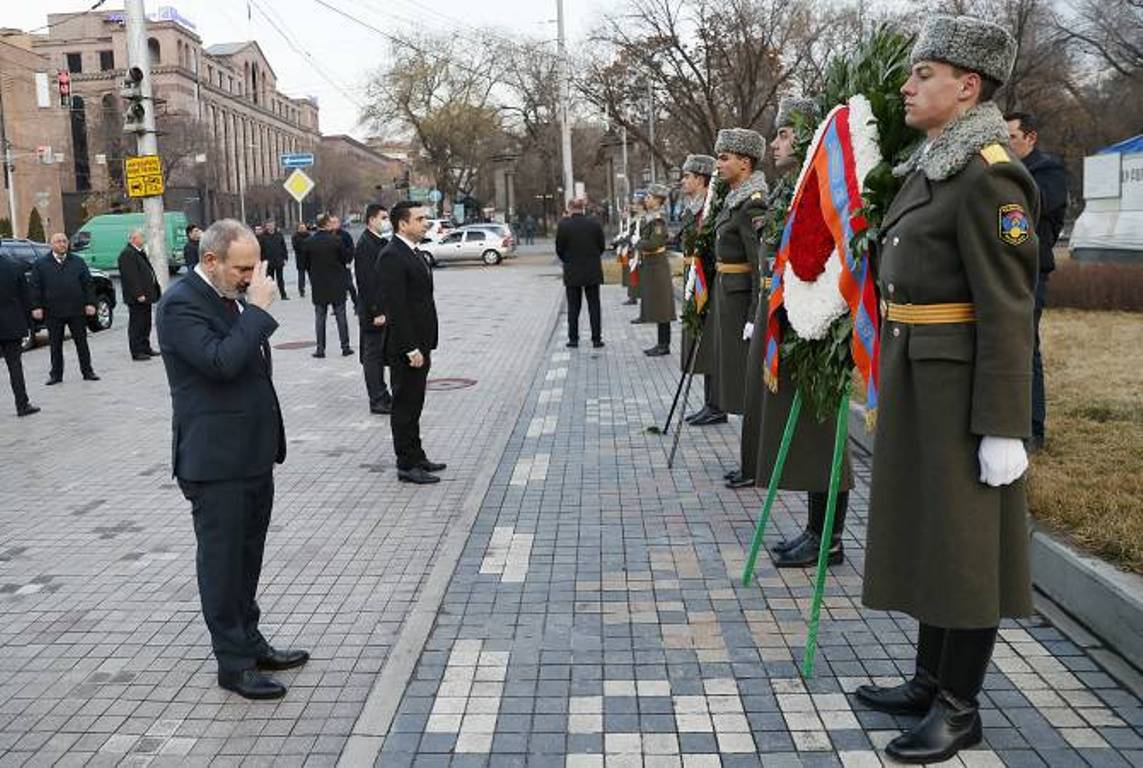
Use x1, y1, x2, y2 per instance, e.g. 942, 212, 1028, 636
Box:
848, 401, 1143, 680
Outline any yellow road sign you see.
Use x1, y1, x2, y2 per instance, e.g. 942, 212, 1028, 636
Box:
124, 154, 164, 198
283, 168, 315, 203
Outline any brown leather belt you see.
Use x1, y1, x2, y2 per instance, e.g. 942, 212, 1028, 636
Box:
881, 301, 976, 324
716, 262, 752, 274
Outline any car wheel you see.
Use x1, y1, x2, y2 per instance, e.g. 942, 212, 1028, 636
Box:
89, 295, 114, 332
482, 249, 502, 266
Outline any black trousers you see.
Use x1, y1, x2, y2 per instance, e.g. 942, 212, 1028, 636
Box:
1032, 276, 1047, 441
807, 491, 849, 542
178, 473, 274, 672
389, 352, 429, 470
360, 330, 390, 408
656, 322, 670, 348
916, 623, 998, 705
1, 339, 29, 411
345, 269, 358, 308
314, 301, 350, 353
566, 284, 602, 343
268, 262, 288, 298
298, 267, 307, 297
47, 315, 94, 379
127, 303, 153, 356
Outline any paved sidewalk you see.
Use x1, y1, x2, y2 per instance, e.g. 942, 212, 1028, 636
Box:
371, 283, 1143, 767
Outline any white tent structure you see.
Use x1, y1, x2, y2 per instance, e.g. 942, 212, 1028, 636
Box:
1070, 135, 1143, 263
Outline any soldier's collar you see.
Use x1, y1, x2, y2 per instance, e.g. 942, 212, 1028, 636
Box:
722, 170, 769, 212
893, 102, 1009, 181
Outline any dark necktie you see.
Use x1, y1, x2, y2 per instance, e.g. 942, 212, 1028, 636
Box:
222, 297, 240, 317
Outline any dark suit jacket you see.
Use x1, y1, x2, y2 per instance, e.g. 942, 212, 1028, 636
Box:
555, 213, 606, 288
354, 228, 388, 331
29, 252, 95, 318
301, 231, 351, 305
258, 231, 289, 266
183, 239, 200, 269
0, 255, 30, 342
1022, 147, 1068, 275
291, 232, 309, 268
155, 271, 286, 482
118, 245, 161, 305
377, 236, 438, 359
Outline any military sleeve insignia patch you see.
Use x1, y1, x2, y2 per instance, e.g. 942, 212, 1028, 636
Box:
999, 204, 1030, 245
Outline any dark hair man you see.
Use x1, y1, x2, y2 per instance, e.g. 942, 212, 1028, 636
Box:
0, 250, 39, 416
291, 221, 310, 298
257, 219, 290, 300
184, 224, 202, 269
118, 229, 161, 361
355, 204, 394, 413
555, 197, 606, 349
30, 233, 100, 384
302, 214, 353, 358
377, 201, 445, 484
156, 219, 308, 700
1004, 111, 1068, 450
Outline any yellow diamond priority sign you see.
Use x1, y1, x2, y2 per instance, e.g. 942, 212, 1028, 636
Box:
283, 168, 315, 204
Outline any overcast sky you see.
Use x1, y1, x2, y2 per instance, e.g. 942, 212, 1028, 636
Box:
7, 0, 604, 137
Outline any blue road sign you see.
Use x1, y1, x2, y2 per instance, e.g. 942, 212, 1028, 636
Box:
280, 152, 315, 168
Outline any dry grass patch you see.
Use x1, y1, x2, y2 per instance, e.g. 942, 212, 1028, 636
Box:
1028, 309, 1143, 574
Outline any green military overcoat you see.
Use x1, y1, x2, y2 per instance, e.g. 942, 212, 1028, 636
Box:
638, 210, 675, 324
862, 104, 1039, 629
712, 170, 767, 415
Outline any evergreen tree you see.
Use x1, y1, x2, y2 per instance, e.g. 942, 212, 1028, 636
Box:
26, 208, 45, 243
0, 218, 11, 238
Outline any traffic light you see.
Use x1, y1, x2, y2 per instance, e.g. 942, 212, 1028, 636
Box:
121, 66, 146, 134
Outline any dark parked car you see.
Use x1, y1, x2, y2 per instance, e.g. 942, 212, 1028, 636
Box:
0, 238, 117, 351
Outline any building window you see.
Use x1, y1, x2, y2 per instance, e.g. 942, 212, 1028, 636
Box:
66, 52, 82, 72
147, 37, 161, 66
99, 50, 114, 71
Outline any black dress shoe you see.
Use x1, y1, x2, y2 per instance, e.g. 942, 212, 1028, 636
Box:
623, 298, 638, 306
418, 459, 447, 473
312, 351, 325, 359
855, 671, 937, 715
45, 377, 62, 386
146, 349, 160, 357
16, 405, 40, 417
566, 340, 579, 348
592, 340, 605, 349
690, 407, 714, 425
723, 468, 739, 480
398, 466, 440, 484
256, 647, 310, 671
371, 403, 393, 415
692, 409, 727, 425
770, 530, 810, 556
885, 691, 982, 764
771, 532, 843, 568
726, 474, 755, 489
629, 317, 643, 324
132, 354, 153, 361
82, 372, 100, 381
643, 344, 670, 357
342, 347, 354, 356
218, 668, 287, 700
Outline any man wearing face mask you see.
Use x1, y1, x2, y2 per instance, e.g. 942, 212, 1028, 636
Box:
156, 219, 308, 701
355, 204, 394, 414
856, 16, 1039, 764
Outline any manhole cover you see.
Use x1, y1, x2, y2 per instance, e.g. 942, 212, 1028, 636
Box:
427, 377, 477, 391
273, 340, 317, 350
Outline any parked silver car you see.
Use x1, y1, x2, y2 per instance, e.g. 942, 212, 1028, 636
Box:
422, 227, 516, 266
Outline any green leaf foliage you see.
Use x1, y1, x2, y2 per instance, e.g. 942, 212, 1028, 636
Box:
26, 208, 45, 243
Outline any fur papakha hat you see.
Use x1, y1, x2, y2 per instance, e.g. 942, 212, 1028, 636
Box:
714, 128, 765, 161
775, 97, 820, 130
645, 182, 672, 200
910, 14, 1017, 86
682, 154, 716, 177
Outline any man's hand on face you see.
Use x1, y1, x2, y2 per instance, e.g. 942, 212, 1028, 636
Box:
373, 315, 386, 327
246, 260, 278, 310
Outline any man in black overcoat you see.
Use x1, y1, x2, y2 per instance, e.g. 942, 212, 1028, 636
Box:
0, 252, 39, 416
257, 219, 290, 300
555, 198, 605, 348
118, 229, 162, 360
301, 214, 353, 358
30, 233, 100, 384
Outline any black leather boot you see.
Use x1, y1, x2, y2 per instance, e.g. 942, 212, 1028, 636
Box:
771, 531, 842, 568
770, 530, 810, 555
885, 690, 982, 764
855, 669, 938, 715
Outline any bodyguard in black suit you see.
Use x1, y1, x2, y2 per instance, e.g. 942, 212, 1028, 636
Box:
30, 233, 99, 384
301, 216, 353, 358
355, 204, 393, 414
156, 219, 308, 700
555, 199, 606, 348
377, 201, 445, 484
257, 220, 290, 299
0, 253, 39, 416
118, 230, 162, 360
291, 223, 310, 298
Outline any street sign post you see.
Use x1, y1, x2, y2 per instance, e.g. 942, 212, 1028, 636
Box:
124, 154, 165, 198
280, 152, 315, 169
283, 169, 315, 226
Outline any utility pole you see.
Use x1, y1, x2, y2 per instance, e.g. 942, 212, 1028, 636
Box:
0, 78, 18, 234
647, 80, 656, 184
124, 0, 169, 287
556, 0, 574, 206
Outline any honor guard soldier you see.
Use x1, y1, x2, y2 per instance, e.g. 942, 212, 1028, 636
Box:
855, 16, 1039, 764
678, 154, 726, 426
623, 199, 643, 309
711, 128, 768, 429
638, 183, 675, 356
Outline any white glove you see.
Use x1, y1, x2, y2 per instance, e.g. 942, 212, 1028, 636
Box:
684, 267, 696, 300
978, 436, 1028, 487
742, 322, 755, 341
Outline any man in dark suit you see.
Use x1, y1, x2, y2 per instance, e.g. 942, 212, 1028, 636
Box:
355, 204, 393, 414
555, 198, 606, 348
118, 229, 162, 361
0, 252, 39, 416
183, 224, 202, 270
332, 216, 359, 312
155, 218, 308, 700
30, 233, 100, 385
1006, 111, 1068, 450
257, 219, 290, 300
377, 201, 445, 484
291, 222, 310, 298
301, 214, 353, 358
